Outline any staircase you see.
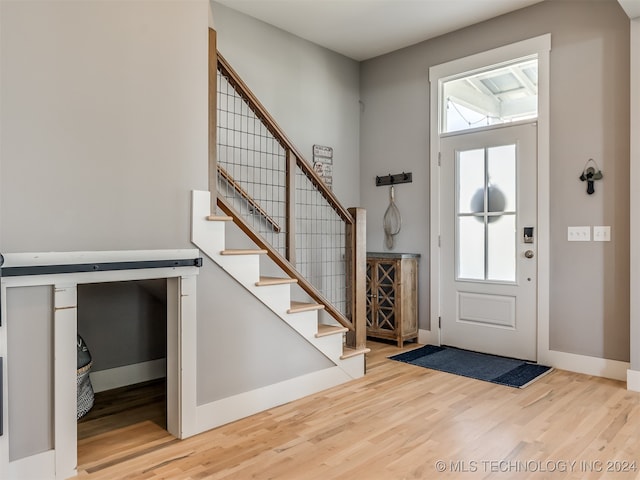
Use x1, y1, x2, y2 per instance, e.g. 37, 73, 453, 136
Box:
192, 190, 369, 380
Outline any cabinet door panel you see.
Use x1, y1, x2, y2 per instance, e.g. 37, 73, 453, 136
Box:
366, 255, 419, 347
365, 262, 374, 328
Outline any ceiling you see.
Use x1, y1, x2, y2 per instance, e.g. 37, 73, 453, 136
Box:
618, 0, 640, 18
215, 0, 547, 61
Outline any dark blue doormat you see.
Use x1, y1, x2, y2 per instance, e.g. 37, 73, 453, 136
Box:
389, 345, 553, 388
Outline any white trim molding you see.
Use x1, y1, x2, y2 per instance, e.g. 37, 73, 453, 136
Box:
418, 328, 439, 346
540, 349, 629, 382
7, 451, 55, 480
90, 359, 167, 393
629, 17, 640, 390
195, 366, 352, 434
627, 369, 640, 391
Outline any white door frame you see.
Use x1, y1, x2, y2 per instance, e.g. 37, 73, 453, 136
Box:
429, 34, 551, 362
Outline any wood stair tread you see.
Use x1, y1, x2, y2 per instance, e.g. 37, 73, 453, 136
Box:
220, 249, 268, 255
316, 324, 348, 337
255, 276, 298, 286
287, 301, 325, 314
340, 347, 371, 360
206, 215, 233, 221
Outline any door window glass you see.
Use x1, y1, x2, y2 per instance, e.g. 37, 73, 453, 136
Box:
456, 144, 517, 282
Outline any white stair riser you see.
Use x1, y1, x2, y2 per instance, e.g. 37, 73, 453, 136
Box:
312, 334, 344, 360
251, 284, 292, 314
338, 355, 366, 378
213, 254, 261, 285
201, 223, 226, 253
192, 191, 226, 252
284, 311, 319, 338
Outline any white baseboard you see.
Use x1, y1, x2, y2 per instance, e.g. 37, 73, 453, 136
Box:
8, 450, 57, 480
418, 328, 439, 346
627, 369, 640, 391
192, 366, 351, 436
540, 349, 629, 382
89, 358, 166, 393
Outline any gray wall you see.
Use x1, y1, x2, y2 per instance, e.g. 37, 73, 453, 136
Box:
0, 0, 363, 415
210, 1, 361, 210
360, 0, 630, 361
77, 280, 167, 372
0, 0, 210, 252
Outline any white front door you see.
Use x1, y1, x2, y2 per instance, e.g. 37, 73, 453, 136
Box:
439, 123, 537, 361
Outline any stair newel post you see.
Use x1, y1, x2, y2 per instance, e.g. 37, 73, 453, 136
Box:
208, 28, 218, 215
286, 150, 297, 265
346, 207, 367, 350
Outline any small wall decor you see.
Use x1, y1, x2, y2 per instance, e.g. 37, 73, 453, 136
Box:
313, 145, 333, 190
383, 186, 402, 249
579, 158, 603, 195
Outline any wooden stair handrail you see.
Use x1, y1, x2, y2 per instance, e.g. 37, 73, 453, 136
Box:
217, 52, 353, 226
217, 195, 354, 331
217, 164, 282, 233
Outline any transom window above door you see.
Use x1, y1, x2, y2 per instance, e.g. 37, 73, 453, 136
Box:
442, 57, 538, 134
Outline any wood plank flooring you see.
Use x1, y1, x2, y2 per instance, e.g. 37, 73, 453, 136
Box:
78, 379, 166, 441
74, 341, 640, 479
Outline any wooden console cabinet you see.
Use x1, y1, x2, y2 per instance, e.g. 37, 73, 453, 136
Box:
366, 252, 419, 347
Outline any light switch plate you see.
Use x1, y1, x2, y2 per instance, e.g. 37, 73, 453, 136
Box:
593, 226, 611, 241
568, 226, 591, 241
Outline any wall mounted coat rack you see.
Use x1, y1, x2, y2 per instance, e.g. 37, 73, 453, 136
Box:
376, 172, 412, 186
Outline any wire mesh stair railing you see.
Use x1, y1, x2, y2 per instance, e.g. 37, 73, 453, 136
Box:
215, 52, 366, 349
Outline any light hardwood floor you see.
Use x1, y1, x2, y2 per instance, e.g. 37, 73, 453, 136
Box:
74, 341, 640, 479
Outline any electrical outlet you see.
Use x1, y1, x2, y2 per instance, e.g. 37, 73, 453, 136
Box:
593, 226, 611, 242
568, 226, 591, 242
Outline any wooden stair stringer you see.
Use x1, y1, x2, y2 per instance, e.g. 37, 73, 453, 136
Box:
191, 190, 366, 380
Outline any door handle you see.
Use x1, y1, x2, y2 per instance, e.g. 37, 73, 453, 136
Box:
524, 250, 534, 259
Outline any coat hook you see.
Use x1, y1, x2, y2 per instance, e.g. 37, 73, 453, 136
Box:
375, 171, 413, 186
